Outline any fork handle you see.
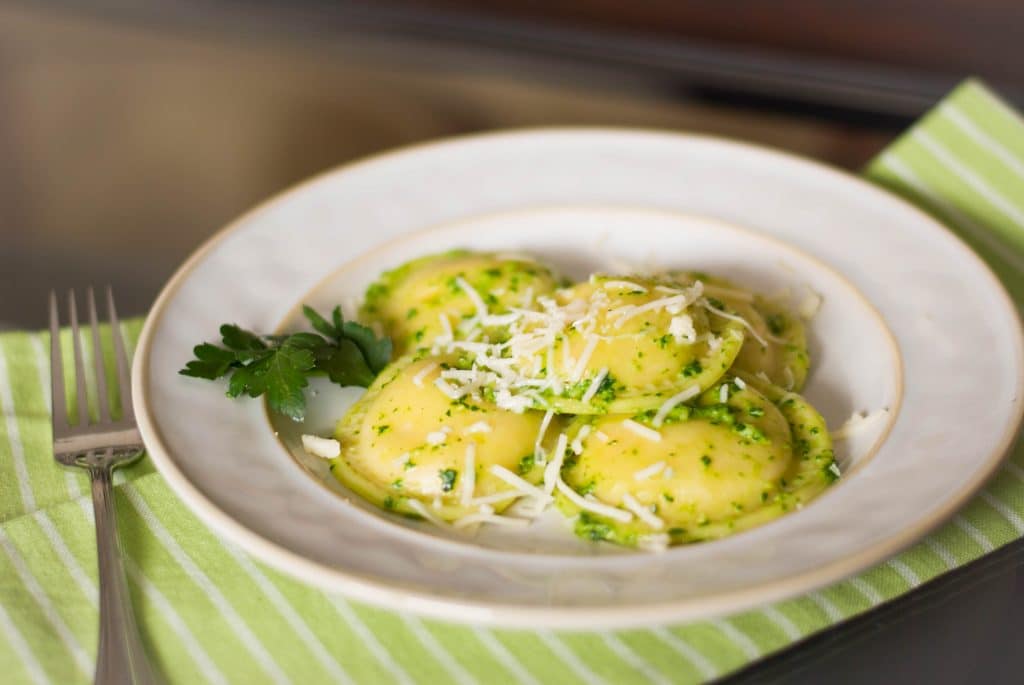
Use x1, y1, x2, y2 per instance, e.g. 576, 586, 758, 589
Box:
90, 463, 159, 685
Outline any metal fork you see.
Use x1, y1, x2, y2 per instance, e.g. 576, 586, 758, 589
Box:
50, 288, 158, 685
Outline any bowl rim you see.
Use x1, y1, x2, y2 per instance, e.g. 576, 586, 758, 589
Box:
132, 127, 1024, 628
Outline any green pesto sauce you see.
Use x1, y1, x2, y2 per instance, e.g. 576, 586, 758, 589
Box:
634, 400, 768, 444
439, 469, 458, 492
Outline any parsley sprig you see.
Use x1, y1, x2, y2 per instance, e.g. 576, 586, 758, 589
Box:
180, 305, 391, 422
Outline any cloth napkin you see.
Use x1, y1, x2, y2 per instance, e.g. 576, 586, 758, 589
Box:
2, 79, 1023, 685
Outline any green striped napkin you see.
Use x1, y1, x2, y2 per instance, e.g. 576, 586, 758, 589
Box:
2, 79, 1023, 684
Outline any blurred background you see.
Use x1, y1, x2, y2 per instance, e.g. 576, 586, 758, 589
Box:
1, 0, 1022, 331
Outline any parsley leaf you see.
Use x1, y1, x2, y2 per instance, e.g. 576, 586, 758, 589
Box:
180, 343, 237, 380
302, 305, 392, 374
220, 324, 266, 353
226, 338, 316, 420
341, 321, 392, 373
302, 305, 341, 340
306, 305, 392, 373
318, 338, 374, 387
180, 305, 391, 421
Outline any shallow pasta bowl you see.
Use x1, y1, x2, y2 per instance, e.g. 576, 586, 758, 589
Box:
133, 129, 1024, 629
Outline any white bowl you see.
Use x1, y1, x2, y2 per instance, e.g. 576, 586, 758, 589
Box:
133, 129, 1023, 628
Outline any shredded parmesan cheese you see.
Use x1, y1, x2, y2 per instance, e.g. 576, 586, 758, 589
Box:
437, 313, 454, 342
609, 286, 702, 329
799, 289, 822, 319
570, 335, 599, 382
783, 366, 795, 390
461, 443, 476, 505
301, 434, 340, 459
580, 368, 609, 403
481, 312, 520, 327
831, 408, 890, 440
452, 512, 530, 529
703, 284, 755, 302
669, 314, 696, 344
555, 479, 632, 523
702, 299, 768, 347
570, 425, 592, 455
535, 409, 555, 464
489, 465, 553, 504
465, 421, 492, 435
546, 345, 561, 395
601, 279, 648, 293
734, 377, 746, 390
433, 377, 465, 400
455, 276, 489, 321
651, 385, 701, 427
425, 430, 448, 446
633, 461, 666, 481
622, 493, 665, 530
543, 434, 569, 495
637, 534, 670, 552
561, 334, 575, 375
412, 362, 438, 387
594, 430, 611, 443
719, 384, 730, 404
622, 419, 662, 442
494, 389, 533, 413
469, 490, 521, 506
406, 499, 449, 528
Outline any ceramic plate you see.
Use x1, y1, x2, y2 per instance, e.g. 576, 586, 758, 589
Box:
133, 129, 1024, 628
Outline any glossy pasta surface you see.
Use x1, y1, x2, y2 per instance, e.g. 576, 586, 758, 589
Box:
324, 250, 836, 550
361, 251, 561, 356
331, 355, 548, 522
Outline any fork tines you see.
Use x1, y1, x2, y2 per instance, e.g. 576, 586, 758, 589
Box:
49, 287, 135, 440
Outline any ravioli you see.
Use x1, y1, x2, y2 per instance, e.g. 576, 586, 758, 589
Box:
360, 251, 561, 356
747, 299, 809, 391
559, 379, 803, 545
735, 371, 838, 507
330, 355, 549, 522
424, 274, 746, 415
326, 250, 837, 549
536, 276, 746, 414
670, 271, 809, 391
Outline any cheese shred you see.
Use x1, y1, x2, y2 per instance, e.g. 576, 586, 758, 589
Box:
633, 461, 666, 481
651, 386, 701, 427
301, 434, 341, 459
622, 493, 665, 530
831, 408, 890, 440
406, 499, 450, 528
412, 362, 438, 388
556, 479, 632, 523
580, 368, 609, 403
622, 419, 662, 442
489, 465, 553, 504
461, 443, 476, 505
543, 434, 569, 495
